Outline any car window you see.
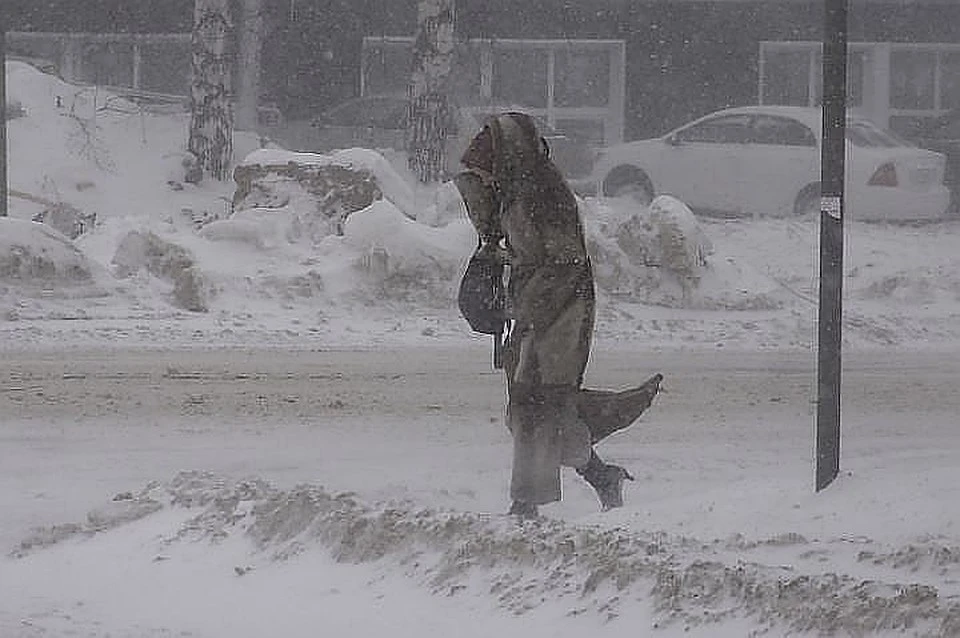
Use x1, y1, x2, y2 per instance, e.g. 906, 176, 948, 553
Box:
750, 115, 817, 146
846, 120, 914, 148
674, 114, 753, 144
325, 98, 406, 128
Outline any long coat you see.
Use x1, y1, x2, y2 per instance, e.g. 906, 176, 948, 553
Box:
455, 113, 596, 504
456, 113, 662, 505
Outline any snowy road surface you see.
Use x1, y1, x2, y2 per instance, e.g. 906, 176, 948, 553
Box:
2, 345, 959, 636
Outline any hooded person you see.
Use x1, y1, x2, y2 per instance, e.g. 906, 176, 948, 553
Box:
453, 112, 663, 518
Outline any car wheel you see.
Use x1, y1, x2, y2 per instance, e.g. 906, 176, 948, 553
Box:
602, 166, 654, 207
793, 184, 820, 217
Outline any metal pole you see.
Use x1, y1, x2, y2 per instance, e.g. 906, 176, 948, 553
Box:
816, 0, 848, 492
1, 29, 8, 217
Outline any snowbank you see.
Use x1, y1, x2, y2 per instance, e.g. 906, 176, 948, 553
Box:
10, 470, 959, 636
239, 147, 418, 220
0, 218, 96, 285
5, 59, 960, 350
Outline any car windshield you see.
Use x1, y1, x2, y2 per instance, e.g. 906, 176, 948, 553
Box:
846, 120, 915, 148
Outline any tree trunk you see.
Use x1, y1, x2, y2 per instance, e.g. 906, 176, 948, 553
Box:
407, 0, 456, 184
188, 0, 234, 182
235, 0, 263, 132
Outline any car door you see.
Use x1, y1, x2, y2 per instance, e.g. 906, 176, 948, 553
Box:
655, 113, 754, 215
733, 114, 819, 216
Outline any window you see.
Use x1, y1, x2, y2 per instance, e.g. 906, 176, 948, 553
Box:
554, 48, 610, 108
763, 51, 812, 106
890, 50, 936, 110
362, 43, 413, 96
675, 115, 754, 144
750, 116, 817, 146
846, 120, 912, 148
940, 52, 960, 111
452, 42, 485, 104
140, 42, 191, 95
933, 113, 960, 140
846, 50, 865, 108
492, 48, 548, 107
78, 42, 135, 87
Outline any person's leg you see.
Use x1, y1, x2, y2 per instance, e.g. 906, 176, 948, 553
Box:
505, 299, 593, 516
503, 332, 557, 517
506, 390, 562, 514
539, 384, 591, 469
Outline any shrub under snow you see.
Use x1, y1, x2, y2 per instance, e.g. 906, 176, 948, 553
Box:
0, 218, 95, 284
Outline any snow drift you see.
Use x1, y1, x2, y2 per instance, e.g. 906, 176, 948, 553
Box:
12, 471, 960, 637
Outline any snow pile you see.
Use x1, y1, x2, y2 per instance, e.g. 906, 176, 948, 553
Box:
0, 218, 114, 320
584, 195, 779, 310
3, 60, 770, 326
237, 147, 418, 220
12, 470, 960, 636
6, 59, 960, 350
4, 60, 262, 225
229, 150, 385, 240
111, 230, 209, 312
0, 218, 95, 284
212, 147, 745, 313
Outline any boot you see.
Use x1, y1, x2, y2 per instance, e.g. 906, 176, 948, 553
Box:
577, 451, 635, 511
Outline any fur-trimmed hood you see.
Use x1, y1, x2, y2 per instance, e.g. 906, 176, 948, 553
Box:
459, 112, 551, 205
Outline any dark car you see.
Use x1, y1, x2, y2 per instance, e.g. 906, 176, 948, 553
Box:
309, 95, 596, 181
913, 109, 960, 213
310, 94, 409, 154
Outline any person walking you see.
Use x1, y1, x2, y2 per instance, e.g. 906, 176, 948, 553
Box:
453, 112, 662, 518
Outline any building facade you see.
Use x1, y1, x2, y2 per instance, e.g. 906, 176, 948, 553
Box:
761, 39, 960, 135
7, 1, 960, 140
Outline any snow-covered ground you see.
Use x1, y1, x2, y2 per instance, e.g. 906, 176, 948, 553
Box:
2, 61, 960, 637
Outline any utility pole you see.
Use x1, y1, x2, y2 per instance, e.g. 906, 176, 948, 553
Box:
816, 0, 848, 492
235, 0, 264, 132
1, 29, 8, 217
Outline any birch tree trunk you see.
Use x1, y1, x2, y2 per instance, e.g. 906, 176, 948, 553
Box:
188, 0, 234, 182
407, 0, 456, 184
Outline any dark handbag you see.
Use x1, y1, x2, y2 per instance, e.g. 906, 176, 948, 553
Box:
457, 241, 506, 336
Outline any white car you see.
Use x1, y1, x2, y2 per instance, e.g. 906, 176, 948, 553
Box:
593, 106, 951, 222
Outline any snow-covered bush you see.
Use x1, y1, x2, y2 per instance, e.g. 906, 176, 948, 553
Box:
583, 195, 712, 306
112, 230, 208, 312
0, 218, 95, 284
341, 199, 475, 306
229, 148, 421, 245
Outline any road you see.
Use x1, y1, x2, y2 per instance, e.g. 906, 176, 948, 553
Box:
2, 345, 959, 636
2, 344, 957, 540
2, 345, 958, 541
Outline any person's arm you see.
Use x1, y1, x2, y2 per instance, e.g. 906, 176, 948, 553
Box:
453, 171, 500, 241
